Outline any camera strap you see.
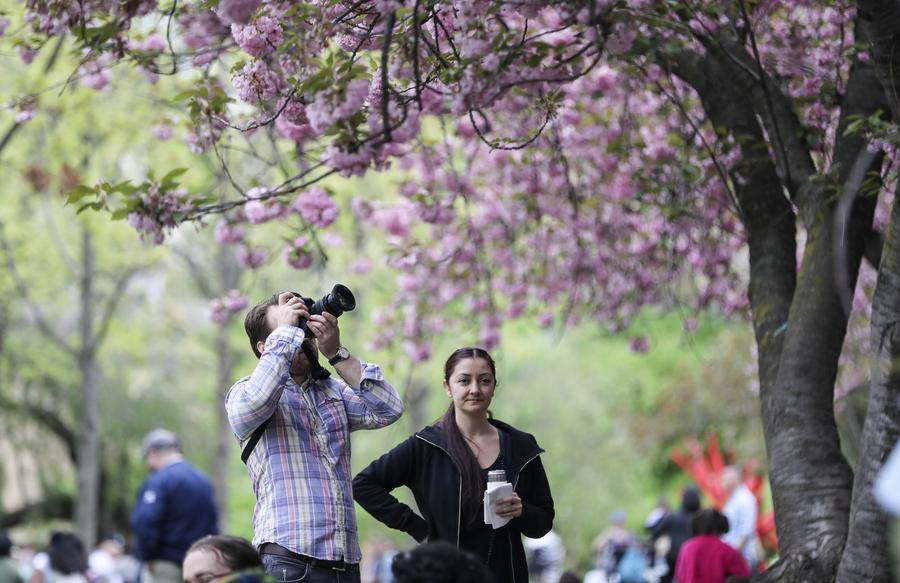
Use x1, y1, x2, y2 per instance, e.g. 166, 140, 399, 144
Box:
303, 341, 331, 381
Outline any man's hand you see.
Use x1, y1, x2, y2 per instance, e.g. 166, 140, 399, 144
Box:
273, 292, 309, 329
307, 311, 341, 358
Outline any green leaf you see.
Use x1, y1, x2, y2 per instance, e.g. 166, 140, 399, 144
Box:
65, 185, 97, 204
161, 167, 189, 183
76, 202, 104, 215
110, 208, 132, 221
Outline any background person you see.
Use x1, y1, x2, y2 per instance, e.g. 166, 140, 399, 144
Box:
227, 290, 403, 583
674, 509, 749, 583
389, 542, 495, 583
131, 429, 219, 583
719, 466, 760, 571
181, 535, 261, 583
0, 530, 23, 583
353, 347, 555, 583
648, 486, 701, 583
29, 532, 90, 583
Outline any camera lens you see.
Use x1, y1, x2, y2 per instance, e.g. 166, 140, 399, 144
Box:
310, 284, 356, 317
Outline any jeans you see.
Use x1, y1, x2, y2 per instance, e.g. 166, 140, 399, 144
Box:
261, 554, 361, 583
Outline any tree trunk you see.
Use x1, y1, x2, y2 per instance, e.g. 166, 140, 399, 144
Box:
756, 53, 883, 581
667, 25, 886, 580
213, 244, 239, 527
75, 228, 100, 549
835, 188, 900, 583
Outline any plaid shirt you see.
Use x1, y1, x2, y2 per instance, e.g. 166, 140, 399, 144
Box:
225, 325, 403, 563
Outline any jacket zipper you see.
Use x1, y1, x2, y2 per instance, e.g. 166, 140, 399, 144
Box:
415, 435, 463, 546
507, 451, 540, 583
513, 452, 541, 489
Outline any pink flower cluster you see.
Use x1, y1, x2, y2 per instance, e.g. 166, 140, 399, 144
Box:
216, 0, 262, 25
293, 187, 339, 227
232, 15, 283, 57
209, 290, 250, 323
215, 220, 247, 244
233, 60, 282, 103
282, 236, 314, 270
275, 100, 316, 142
235, 244, 268, 269
127, 186, 194, 245
306, 79, 370, 133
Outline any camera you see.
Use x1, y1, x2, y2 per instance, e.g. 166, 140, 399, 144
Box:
304, 284, 356, 318
294, 284, 356, 337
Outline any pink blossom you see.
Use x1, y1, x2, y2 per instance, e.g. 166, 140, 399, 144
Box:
321, 144, 373, 176
629, 336, 650, 353
235, 245, 268, 268
209, 290, 248, 323
18, 45, 38, 64
216, 0, 262, 25
232, 59, 282, 103
478, 315, 502, 350
374, 206, 411, 238
351, 197, 374, 220
403, 341, 432, 364
282, 238, 314, 269
232, 15, 283, 57
683, 318, 699, 333
14, 106, 34, 123
276, 101, 315, 141
151, 124, 174, 140
244, 200, 269, 224
130, 34, 167, 52
179, 10, 227, 50
537, 311, 554, 328
214, 220, 246, 244
350, 258, 373, 275
293, 187, 339, 227
0, 17, 10, 36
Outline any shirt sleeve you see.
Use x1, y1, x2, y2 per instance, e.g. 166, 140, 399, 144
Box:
226, 326, 305, 440
130, 475, 166, 560
340, 362, 404, 431
511, 455, 555, 538
353, 437, 428, 542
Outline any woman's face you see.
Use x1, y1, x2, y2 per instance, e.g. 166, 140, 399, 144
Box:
444, 357, 496, 415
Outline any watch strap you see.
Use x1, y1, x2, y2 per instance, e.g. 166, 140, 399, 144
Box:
328, 347, 350, 366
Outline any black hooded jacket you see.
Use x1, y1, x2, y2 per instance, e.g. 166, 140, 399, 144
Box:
353, 418, 555, 583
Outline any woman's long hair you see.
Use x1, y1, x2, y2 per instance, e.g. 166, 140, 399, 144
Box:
439, 347, 497, 526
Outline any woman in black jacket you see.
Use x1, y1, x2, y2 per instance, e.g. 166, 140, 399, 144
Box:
353, 347, 554, 583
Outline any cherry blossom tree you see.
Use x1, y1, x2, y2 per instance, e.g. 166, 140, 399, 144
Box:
4, 1, 900, 580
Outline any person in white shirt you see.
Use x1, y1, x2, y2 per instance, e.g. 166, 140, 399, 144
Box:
720, 465, 760, 571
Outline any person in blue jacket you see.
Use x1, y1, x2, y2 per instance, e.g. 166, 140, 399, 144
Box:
131, 429, 218, 583
353, 347, 555, 583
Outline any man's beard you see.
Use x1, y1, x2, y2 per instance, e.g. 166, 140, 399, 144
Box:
290, 341, 317, 379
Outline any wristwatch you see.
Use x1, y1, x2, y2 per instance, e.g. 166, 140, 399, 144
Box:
328, 346, 351, 366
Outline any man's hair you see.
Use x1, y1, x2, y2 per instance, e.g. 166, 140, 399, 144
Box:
690, 508, 730, 536
185, 535, 261, 572
244, 292, 309, 358
391, 542, 495, 583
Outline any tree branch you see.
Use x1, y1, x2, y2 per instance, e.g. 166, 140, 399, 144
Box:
0, 220, 76, 356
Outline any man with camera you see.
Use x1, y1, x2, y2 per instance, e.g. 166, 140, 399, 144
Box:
225, 287, 403, 583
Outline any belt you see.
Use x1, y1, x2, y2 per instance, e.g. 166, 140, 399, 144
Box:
259, 543, 358, 572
